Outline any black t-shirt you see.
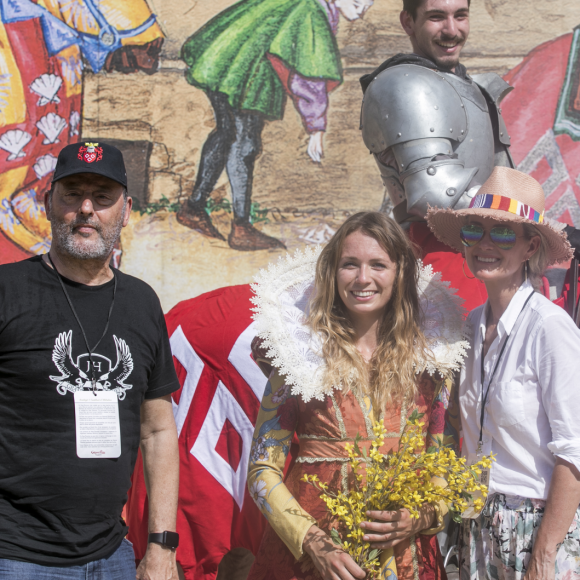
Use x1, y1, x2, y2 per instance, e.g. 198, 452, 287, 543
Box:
0, 256, 179, 565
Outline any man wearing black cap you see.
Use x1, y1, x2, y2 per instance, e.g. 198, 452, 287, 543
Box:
0, 142, 181, 579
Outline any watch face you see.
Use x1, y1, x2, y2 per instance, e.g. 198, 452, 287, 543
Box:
164, 531, 179, 549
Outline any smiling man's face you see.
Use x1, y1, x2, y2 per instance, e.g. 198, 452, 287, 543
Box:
400, 0, 470, 71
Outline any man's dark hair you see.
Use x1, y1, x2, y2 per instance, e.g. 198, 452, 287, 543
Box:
403, 0, 470, 20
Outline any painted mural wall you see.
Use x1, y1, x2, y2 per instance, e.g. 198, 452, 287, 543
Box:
1, 0, 580, 311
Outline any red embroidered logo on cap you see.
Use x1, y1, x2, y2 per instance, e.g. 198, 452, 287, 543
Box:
78, 142, 103, 164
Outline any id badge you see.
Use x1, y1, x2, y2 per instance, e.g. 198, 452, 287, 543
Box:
461, 461, 490, 519
74, 391, 121, 458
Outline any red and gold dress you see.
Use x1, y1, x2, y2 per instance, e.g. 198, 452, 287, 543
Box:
246, 247, 466, 580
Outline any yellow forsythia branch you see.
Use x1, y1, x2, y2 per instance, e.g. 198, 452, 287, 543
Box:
302, 414, 494, 578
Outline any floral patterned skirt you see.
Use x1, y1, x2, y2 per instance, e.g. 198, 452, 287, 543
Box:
459, 493, 580, 580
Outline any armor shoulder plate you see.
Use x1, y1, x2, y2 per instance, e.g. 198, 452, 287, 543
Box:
361, 64, 468, 153
471, 73, 513, 147
471, 73, 513, 105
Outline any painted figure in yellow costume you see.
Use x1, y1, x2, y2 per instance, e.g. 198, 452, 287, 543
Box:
0, 0, 163, 264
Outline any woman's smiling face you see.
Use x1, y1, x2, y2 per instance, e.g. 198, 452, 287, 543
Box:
336, 230, 398, 321
464, 216, 539, 286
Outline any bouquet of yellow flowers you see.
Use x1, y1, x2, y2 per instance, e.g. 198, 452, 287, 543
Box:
302, 410, 494, 578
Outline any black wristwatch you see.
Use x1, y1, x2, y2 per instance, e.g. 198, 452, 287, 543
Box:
148, 531, 179, 550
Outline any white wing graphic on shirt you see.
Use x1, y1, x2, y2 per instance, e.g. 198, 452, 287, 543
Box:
49, 330, 88, 395
99, 336, 134, 400
49, 332, 134, 400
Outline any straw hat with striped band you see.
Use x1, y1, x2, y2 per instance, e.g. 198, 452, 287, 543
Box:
425, 167, 572, 265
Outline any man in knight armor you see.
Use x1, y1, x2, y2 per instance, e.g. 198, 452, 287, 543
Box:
360, 0, 514, 309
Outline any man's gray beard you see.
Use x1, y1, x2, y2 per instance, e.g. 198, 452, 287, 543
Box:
51, 201, 126, 261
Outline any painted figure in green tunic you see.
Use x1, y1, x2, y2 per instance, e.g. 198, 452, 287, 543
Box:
177, 0, 373, 251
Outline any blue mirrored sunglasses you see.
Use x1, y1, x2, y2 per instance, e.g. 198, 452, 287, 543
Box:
460, 224, 518, 250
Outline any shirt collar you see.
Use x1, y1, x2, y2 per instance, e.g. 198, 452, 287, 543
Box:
479, 280, 534, 340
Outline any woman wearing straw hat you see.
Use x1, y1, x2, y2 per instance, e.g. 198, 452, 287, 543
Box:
427, 166, 580, 580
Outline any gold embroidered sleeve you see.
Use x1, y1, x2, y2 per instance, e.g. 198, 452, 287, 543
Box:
247, 370, 316, 560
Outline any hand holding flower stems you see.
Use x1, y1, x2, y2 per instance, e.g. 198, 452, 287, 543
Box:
302, 526, 366, 580
360, 506, 437, 549
302, 412, 494, 578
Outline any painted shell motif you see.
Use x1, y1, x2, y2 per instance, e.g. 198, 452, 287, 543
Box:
69, 111, 80, 137
36, 113, 67, 145
33, 154, 58, 179
0, 129, 32, 160
29, 74, 62, 106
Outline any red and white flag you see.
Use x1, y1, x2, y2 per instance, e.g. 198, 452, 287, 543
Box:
126, 284, 269, 580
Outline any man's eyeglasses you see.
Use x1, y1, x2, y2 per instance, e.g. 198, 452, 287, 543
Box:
460, 224, 518, 251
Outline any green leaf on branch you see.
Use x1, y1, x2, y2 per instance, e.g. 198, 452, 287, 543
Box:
368, 549, 381, 561
330, 528, 342, 546
408, 409, 425, 422
451, 511, 463, 524
353, 433, 362, 456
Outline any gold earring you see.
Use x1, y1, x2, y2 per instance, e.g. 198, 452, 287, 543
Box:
463, 259, 475, 279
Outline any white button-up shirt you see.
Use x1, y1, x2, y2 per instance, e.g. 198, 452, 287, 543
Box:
459, 280, 580, 499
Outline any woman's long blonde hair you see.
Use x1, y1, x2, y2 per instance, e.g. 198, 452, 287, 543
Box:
307, 212, 430, 410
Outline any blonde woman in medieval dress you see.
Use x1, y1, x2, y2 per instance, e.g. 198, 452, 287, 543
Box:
247, 212, 468, 580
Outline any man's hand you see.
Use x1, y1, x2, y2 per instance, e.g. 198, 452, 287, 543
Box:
360, 506, 436, 549
307, 131, 324, 163
136, 542, 179, 580
302, 525, 366, 580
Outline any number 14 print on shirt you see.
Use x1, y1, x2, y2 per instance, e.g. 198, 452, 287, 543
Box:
49, 330, 134, 400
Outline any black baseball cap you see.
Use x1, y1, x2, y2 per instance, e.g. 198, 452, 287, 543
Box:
52, 141, 128, 187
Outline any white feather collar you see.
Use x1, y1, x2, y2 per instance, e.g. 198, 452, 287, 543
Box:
251, 246, 469, 403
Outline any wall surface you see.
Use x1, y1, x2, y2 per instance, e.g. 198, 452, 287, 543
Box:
1, 0, 580, 311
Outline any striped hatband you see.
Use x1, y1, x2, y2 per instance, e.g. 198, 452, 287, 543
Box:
469, 193, 544, 224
